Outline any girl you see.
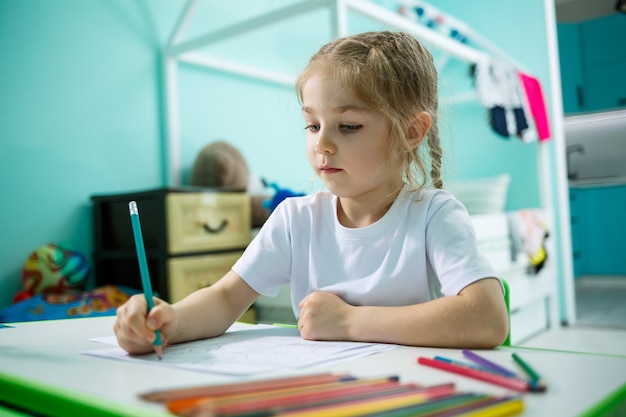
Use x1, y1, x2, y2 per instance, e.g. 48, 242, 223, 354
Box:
114, 31, 509, 354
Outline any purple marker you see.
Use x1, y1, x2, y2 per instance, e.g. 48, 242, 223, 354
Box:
462, 349, 518, 378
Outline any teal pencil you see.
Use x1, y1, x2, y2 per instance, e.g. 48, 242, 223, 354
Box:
512, 353, 541, 383
129, 201, 163, 359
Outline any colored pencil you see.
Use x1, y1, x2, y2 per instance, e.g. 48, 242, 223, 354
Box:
128, 201, 162, 359
149, 371, 526, 417
512, 353, 545, 389
274, 388, 454, 417
435, 356, 521, 378
351, 393, 489, 417
364, 394, 522, 417
458, 395, 524, 417
417, 357, 530, 392
165, 376, 410, 415
167, 382, 457, 417
226, 384, 418, 417
462, 350, 519, 378
436, 354, 545, 393
141, 373, 356, 402
196, 384, 425, 416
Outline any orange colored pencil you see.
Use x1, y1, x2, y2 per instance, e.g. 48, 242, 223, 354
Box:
166, 377, 405, 415
141, 373, 352, 402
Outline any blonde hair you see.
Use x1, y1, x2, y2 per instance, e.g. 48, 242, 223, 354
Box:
296, 31, 443, 196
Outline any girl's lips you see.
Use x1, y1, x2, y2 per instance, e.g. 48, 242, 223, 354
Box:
320, 167, 342, 174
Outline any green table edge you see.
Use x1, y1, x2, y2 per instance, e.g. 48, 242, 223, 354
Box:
0, 404, 32, 417
503, 345, 626, 416
578, 381, 626, 417
0, 370, 170, 417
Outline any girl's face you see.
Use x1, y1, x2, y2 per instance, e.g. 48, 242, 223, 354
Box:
301, 75, 402, 202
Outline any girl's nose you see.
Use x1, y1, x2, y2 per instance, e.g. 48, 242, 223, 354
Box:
314, 129, 336, 154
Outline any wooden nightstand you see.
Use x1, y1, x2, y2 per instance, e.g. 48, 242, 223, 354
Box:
91, 187, 256, 322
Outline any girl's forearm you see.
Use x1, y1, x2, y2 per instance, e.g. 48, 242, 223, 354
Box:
170, 286, 234, 344
170, 271, 259, 344
347, 279, 508, 348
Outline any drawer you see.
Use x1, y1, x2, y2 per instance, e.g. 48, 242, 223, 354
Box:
167, 252, 243, 303
166, 193, 251, 254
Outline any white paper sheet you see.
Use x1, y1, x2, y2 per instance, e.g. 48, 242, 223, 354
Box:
84, 323, 397, 376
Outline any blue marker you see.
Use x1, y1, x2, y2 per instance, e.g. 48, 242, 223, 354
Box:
129, 201, 163, 359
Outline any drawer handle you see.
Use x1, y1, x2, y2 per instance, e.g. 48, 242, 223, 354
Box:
201, 219, 228, 234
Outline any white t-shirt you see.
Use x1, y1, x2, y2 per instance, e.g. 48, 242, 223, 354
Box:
233, 189, 497, 318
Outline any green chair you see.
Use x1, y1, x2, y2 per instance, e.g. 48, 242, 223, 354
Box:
502, 278, 511, 346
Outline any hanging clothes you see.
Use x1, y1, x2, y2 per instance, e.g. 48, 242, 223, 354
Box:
518, 71, 551, 142
474, 58, 537, 142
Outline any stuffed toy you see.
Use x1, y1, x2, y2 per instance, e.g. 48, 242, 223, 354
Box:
189, 141, 304, 227
189, 141, 249, 190
189, 141, 268, 227
14, 242, 90, 303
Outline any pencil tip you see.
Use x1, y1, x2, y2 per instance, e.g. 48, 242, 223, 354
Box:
154, 345, 163, 360
529, 381, 547, 392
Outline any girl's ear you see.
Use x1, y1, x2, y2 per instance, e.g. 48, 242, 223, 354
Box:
407, 112, 431, 150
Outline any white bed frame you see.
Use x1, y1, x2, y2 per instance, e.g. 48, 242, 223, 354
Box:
472, 212, 559, 344
161, 0, 575, 341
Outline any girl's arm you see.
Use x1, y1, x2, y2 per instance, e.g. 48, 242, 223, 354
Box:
298, 277, 509, 349
170, 270, 259, 344
114, 270, 258, 354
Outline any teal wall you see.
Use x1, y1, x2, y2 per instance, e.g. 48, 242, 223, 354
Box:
429, 0, 550, 205
0, 0, 181, 306
0, 0, 552, 308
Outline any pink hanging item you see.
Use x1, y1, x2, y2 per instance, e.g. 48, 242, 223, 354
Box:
518, 72, 551, 142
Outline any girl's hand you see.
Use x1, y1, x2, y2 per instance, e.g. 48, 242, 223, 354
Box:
298, 292, 353, 341
114, 294, 178, 354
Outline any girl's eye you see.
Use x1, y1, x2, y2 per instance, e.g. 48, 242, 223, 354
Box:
304, 124, 320, 133
341, 124, 361, 133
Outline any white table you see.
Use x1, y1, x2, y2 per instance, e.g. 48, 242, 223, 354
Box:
1, 316, 625, 416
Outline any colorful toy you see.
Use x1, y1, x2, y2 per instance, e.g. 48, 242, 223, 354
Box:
262, 183, 306, 213
2, 285, 139, 323
14, 242, 90, 303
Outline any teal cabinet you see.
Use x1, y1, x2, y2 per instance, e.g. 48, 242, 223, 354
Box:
582, 15, 626, 110
570, 184, 626, 276
558, 24, 584, 113
580, 15, 626, 67
568, 189, 583, 274
585, 62, 626, 110
558, 15, 626, 113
